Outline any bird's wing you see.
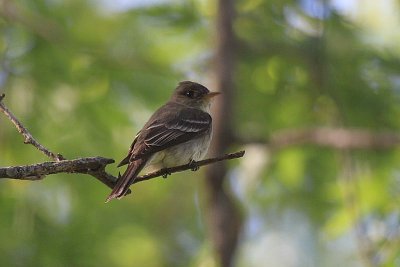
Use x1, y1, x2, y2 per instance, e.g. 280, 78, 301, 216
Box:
131, 107, 212, 160
109, 106, 211, 202
117, 131, 141, 167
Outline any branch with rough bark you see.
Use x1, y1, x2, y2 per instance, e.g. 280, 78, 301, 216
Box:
132, 150, 245, 184
0, 94, 245, 197
0, 151, 245, 184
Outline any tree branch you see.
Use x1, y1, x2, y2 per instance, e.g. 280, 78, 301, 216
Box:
0, 151, 245, 186
132, 150, 245, 184
0, 157, 119, 190
236, 128, 400, 150
0, 93, 245, 199
0, 93, 65, 161
269, 128, 400, 149
0, 94, 123, 192
0, 157, 114, 180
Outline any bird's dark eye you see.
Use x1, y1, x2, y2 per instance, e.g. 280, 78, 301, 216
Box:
185, 90, 195, 98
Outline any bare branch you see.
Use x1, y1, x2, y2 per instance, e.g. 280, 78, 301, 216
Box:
0, 151, 245, 184
132, 150, 245, 184
0, 94, 65, 161
0, 94, 121, 192
0, 156, 113, 177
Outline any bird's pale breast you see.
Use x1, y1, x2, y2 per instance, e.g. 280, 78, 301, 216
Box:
145, 128, 212, 170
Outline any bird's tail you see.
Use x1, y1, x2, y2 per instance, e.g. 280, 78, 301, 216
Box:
105, 158, 146, 202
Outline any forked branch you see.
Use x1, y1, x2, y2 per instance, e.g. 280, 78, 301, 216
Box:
0, 93, 65, 161
0, 151, 245, 185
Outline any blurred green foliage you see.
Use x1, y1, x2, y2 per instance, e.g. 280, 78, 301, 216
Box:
1, 0, 400, 266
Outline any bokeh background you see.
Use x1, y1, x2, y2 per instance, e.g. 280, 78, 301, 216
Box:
1, 0, 400, 266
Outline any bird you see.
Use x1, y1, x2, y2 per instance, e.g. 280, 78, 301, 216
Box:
106, 81, 220, 202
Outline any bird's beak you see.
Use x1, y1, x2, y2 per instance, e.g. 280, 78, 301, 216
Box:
205, 91, 221, 99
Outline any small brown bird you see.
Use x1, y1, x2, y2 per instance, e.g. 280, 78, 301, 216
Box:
106, 81, 220, 202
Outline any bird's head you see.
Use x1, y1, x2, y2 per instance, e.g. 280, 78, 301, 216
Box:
171, 81, 220, 111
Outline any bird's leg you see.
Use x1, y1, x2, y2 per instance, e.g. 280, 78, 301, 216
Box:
189, 159, 200, 171
162, 169, 172, 178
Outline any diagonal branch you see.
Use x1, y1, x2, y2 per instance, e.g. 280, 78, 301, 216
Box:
132, 150, 245, 184
0, 93, 122, 192
0, 93, 65, 161
0, 151, 245, 186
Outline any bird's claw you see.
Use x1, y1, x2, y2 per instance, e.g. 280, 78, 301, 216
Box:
162, 169, 171, 179
189, 160, 200, 171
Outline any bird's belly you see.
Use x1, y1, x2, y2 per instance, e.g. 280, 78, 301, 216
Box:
147, 131, 211, 169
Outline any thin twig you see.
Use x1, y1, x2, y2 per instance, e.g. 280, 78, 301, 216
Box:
133, 150, 245, 184
0, 94, 65, 161
0, 94, 122, 191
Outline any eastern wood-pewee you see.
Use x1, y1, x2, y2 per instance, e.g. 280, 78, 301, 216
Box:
106, 81, 220, 202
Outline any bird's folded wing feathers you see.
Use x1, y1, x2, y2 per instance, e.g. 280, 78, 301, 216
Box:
117, 131, 141, 167
132, 108, 212, 159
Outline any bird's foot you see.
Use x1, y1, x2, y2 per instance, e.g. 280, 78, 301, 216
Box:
189, 160, 200, 171
162, 169, 172, 179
